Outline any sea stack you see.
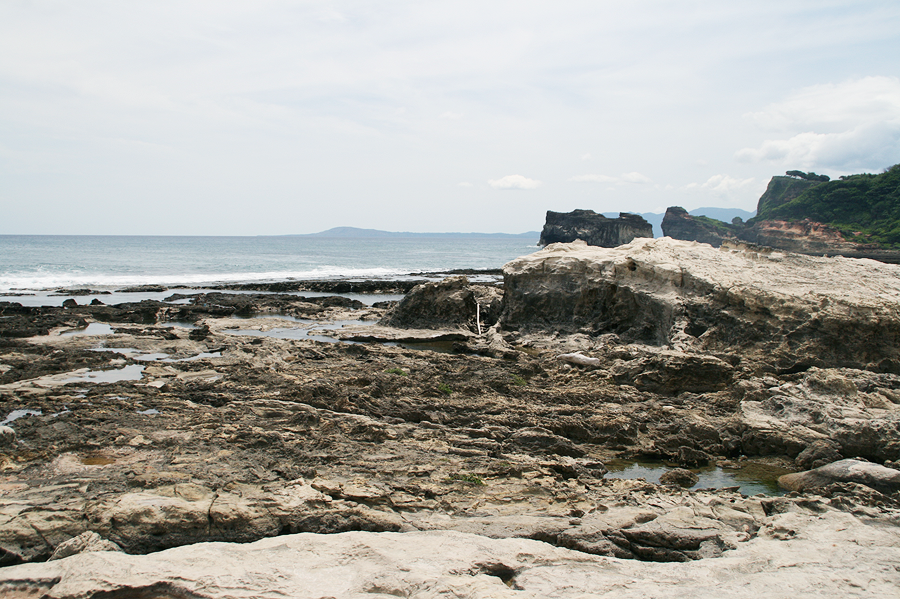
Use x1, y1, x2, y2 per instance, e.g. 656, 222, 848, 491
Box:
538, 210, 653, 247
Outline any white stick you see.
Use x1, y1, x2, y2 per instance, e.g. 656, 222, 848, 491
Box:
476, 303, 482, 336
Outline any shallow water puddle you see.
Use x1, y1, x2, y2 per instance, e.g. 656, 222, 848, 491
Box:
604, 459, 790, 496
91, 348, 221, 362
224, 319, 366, 344
58, 364, 145, 384
160, 321, 199, 329
61, 322, 114, 336
0, 409, 42, 427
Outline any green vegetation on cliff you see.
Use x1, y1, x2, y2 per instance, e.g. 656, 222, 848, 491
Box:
755, 165, 900, 246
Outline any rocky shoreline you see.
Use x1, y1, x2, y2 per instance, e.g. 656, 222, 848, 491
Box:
1, 238, 899, 597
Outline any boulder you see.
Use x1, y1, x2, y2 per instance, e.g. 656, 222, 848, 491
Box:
0, 425, 14, 447
659, 468, 699, 488
778, 459, 900, 494
539, 210, 653, 247
49, 531, 122, 561
500, 238, 900, 371
379, 276, 502, 331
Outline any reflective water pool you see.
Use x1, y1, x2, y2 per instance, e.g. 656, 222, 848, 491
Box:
604, 459, 791, 496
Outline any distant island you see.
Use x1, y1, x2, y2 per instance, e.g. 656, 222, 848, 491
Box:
286, 227, 540, 239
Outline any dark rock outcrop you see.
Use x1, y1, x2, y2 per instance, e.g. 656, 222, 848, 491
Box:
539, 210, 652, 247
661, 207, 733, 248
378, 276, 502, 331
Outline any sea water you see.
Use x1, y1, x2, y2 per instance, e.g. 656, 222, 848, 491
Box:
0, 235, 540, 299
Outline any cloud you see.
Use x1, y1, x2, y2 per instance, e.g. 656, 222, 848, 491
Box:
736, 124, 900, 170
737, 77, 900, 171
569, 172, 650, 184
699, 174, 754, 193
620, 171, 650, 184
457, 181, 473, 187
488, 174, 541, 190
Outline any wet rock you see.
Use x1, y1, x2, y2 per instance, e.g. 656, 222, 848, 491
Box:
61, 299, 78, 308
659, 468, 699, 488
778, 459, 900, 494
188, 323, 211, 341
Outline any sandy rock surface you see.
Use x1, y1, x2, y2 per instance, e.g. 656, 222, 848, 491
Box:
2, 514, 899, 599
2, 243, 900, 597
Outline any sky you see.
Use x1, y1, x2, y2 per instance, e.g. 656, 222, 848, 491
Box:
2, 1, 899, 235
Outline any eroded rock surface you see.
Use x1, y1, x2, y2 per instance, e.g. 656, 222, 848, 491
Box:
501, 237, 900, 372
1, 246, 900, 596
3, 513, 899, 599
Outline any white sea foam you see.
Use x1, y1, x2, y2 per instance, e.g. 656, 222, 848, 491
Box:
0, 267, 413, 293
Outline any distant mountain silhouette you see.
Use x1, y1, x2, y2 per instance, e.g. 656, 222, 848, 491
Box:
290, 227, 540, 239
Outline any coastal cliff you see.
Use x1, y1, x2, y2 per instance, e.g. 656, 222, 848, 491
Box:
661, 166, 900, 262
539, 209, 652, 247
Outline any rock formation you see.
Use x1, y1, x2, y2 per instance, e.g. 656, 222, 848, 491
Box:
661, 169, 900, 263
379, 276, 502, 331
2, 255, 900, 596
3, 518, 900, 598
500, 237, 900, 372
539, 210, 652, 247
660, 207, 732, 247
778, 459, 900, 494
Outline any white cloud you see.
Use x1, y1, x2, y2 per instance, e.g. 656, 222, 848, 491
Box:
440, 111, 463, 120
701, 174, 754, 193
569, 172, 651, 184
681, 174, 759, 205
736, 123, 900, 170
488, 174, 541, 190
737, 77, 900, 171
620, 171, 651, 184
581, 153, 592, 161
457, 181, 473, 187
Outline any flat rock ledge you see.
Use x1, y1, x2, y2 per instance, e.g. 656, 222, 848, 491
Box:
2, 515, 899, 599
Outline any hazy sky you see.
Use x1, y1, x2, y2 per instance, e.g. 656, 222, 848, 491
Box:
2, 1, 899, 235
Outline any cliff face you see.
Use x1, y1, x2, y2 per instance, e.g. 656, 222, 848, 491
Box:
660, 207, 732, 248
539, 210, 652, 247
661, 168, 900, 263
756, 176, 822, 216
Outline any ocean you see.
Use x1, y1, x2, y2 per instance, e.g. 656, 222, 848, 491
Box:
0, 235, 540, 304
